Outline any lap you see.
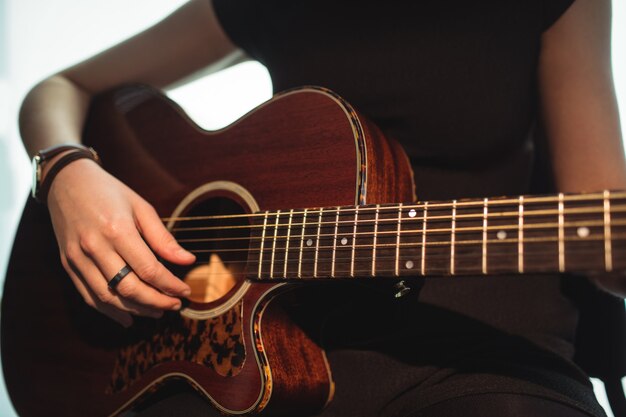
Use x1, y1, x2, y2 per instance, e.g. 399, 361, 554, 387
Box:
409, 393, 595, 417
129, 390, 598, 417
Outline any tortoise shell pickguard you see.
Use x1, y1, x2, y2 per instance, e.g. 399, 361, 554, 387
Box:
108, 301, 245, 394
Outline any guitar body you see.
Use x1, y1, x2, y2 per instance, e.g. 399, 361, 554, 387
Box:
2, 86, 415, 416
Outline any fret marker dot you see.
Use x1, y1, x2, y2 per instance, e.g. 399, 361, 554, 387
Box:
408, 209, 417, 218
306, 239, 313, 247
497, 230, 507, 240
577, 227, 590, 238
341, 237, 348, 245
405, 260, 414, 270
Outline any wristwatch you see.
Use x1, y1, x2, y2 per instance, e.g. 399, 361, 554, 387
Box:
31, 144, 99, 202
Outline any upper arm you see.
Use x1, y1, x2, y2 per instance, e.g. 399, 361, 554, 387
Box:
60, 0, 244, 93
539, 0, 626, 192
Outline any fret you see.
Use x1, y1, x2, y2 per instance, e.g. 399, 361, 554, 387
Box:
395, 203, 403, 276
610, 193, 626, 270
604, 190, 613, 272
452, 200, 484, 275
518, 197, 524, 273
244, 213, 262, 280
371, 205, 380, 276
244, 191, 626, 281
523, 198, 559, 273
284, 209, 306, 279
486, 197, 519, 274
421, 203, 428, 275
558, 193, 565, 272
372, 205, 404, 278
350, 206, 359, 277
331, 207, 340, 277
314, 208, 323, 278
563, 195, 606, 272
353, 205, 376, 277
299, 208, 320, 278
450, 200, 456, 275
482, 198, 488, 274
283, 209, 294, 278
423, 201, 453, 275
315, 208, 337, 277
394, 203, 420, 276
334, 206, 356, 277
298, 208, 307, 278
269, 210, 281, 279
257, 211, 270, 279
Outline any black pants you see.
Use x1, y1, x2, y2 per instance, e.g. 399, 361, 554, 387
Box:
133, 390, 596, 417
131, 347, 605, 417
134, 281, 606, 417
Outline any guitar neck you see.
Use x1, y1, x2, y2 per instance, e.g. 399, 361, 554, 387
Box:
247, 190, 626, 280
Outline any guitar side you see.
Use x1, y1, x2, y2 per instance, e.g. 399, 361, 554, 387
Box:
1, 86, 415, 416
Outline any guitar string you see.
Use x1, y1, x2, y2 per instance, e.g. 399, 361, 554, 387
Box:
179, 232, 622, 256
167, 205, 626, 233
159, 191, 626, 222
166, 205, 626, 232
171, 218, 623, 250
175, 229, 622, 256
183, 262, 604, 279
184, 251, 617, 278
180, 243, 618, 279
186, 245, 615, 267
174, 218, 620, 245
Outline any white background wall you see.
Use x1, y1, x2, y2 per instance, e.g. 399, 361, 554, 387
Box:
0, 1, 624, 416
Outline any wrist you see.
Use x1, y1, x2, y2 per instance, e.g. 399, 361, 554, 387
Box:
40, 150, 75, 180
31, 144, 101, 204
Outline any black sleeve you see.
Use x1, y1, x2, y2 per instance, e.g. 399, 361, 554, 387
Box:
542, 0, 576, 30
211, 0, 264, 61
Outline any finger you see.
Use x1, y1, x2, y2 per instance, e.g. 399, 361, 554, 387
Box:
113, 229, 191, 297
63, 249, 165, 318
84, 286, 136, 328
133, 200, 196, 265
83, 240, 183, 311
77, 227, 183, 310
61, 253, 133, 327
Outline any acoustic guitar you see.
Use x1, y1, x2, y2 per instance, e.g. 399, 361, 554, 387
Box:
2, 85, 624, 416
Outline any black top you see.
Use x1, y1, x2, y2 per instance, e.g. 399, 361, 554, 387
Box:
214, 0, 574, 201
210, 1, 608, 416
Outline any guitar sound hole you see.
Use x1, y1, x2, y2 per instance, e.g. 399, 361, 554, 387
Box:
169, 196, 250, 304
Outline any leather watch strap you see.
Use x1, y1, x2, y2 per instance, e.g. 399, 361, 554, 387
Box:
37, 143, 90, 163
37, 148, 101, 204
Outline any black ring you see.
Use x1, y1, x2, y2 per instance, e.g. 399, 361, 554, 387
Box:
108, 265, 133, 290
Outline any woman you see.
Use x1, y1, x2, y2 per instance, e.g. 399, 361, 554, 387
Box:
19, 0, 626, 415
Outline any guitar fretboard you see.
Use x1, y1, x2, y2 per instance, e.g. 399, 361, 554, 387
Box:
246, 191, 626, 280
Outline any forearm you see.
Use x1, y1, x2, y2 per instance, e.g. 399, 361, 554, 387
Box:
15, 0, 241, 325
19, 0, 241, 159
540, 0, 626, 193
19, 74, 91, 157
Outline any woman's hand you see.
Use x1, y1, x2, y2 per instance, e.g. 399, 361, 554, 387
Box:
47, 159, 194, 327
18, 0, 244, 327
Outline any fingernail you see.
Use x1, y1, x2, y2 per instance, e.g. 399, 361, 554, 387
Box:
177, 248, 195, 258
171, 301, 182, 310
182, 288, 191, 297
